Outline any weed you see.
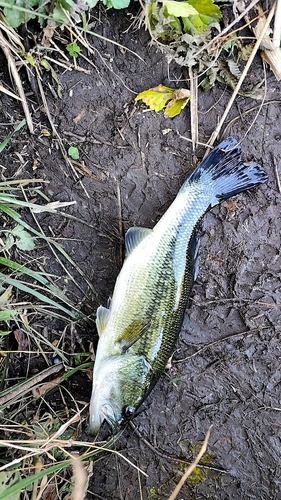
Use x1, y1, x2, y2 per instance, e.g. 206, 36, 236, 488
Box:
0, 178, 99, 497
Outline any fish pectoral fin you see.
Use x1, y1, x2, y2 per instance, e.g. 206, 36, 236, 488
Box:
125, 227, 152, 256
116, 320, 151, 353
96, 305, 110, 336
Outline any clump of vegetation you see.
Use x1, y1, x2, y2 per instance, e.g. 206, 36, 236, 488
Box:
0, 176, 105, 497
144, 0, 245, 91
146, 0, 222, 41
1, 0, 129, 30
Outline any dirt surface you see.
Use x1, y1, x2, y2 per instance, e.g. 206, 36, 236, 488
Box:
1, 3, 281, 499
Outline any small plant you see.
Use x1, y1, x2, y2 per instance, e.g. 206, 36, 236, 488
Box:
66, 41, 81, 58
68, 146, 80, 159
146, 0, 222, 41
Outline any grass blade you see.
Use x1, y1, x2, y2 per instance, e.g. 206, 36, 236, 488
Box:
0, 119, 26, 153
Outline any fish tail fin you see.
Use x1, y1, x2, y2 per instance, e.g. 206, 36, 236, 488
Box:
187, 137, 268, 207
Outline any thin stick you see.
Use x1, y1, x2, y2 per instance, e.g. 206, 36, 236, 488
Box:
168, 427, 212, 500
273, 0, 281, 47
206, 1, 277, 151
0, 83, 22, 100
71, 454, 88, 500
189, 67, 198, 151
0, 364, 63, 406
0, 29, 34, 134
272, 154, 281, 193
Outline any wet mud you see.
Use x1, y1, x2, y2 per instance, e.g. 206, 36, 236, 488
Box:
1, 5, 281, 499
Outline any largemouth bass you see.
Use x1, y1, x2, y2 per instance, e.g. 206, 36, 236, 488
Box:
89, 137, 267, 436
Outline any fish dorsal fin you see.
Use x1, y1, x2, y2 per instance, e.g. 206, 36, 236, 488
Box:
96, 305, 110, 336
125, 227, 152, 256
116, 319, 151, 353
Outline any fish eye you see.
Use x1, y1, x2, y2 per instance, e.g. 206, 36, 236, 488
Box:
122, 406, 135, 419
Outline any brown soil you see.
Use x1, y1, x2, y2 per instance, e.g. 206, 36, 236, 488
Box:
1, 4, 281, 499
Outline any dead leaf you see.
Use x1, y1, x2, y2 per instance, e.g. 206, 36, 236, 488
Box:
32, 375, 62, 398
14, 329, 29, 351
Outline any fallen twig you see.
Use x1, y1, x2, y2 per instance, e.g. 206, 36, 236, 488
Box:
206, 1, 277, 150
168, 427, 212, 500
0, 29, 34, 134
0, 363, 63, 407
189, 67, 198, 151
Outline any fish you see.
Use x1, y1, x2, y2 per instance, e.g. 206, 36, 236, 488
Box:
89, 137, 267, 436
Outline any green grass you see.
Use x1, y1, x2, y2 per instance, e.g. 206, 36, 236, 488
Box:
0, 178, 104, 498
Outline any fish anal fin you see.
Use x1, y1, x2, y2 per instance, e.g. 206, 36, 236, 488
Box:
117, 319, 151, 353
96, 305, 110, 336
125, 227, 152, 256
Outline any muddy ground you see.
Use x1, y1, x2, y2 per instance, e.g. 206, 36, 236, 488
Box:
1, 3, 281, 499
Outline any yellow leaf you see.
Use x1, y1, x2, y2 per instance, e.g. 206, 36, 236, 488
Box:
164, 96, 190, 118
135, 84, 174, 112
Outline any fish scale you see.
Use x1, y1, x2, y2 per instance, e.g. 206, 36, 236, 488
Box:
89, 137, 268, 436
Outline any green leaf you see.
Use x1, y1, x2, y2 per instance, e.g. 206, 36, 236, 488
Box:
3, 0, 39, 28
60, 0, 76, 9
183, 0, 222, 33
68, 146, 79, 160
0, 119, 26, 154
147, 0, 221, 40
52, 3, 69, 24
66, 42, 81, 58
40, 59, 51, 70
102, 0, 130, 7
11, 224, 36, 251
0, 470, 21, 500
83, 0, 99, 6
163, 0, 198, 17
4, 233, 14, 250
0, 310, 15, 321
135, 85, 174, 112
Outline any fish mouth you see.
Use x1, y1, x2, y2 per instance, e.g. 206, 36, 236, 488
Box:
89, 403, 120, 437
101, 403, 121, 433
